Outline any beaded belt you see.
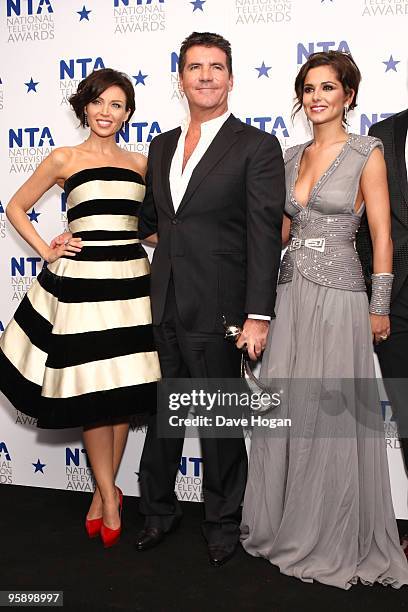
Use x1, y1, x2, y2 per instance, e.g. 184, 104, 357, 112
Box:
288, 237, 326, 253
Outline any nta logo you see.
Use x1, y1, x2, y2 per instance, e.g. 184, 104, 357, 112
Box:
11, 257, 45, 277
179, 456, 203, 476
114, 0, 165, 5
9, 127, 54, 148
360, 113, 394, 135
245, 116, 289, 138
171, 52, 179, 73
65, 447, 90, 467
0, 442, 11, 461
297, 41, 350, 64
116, 121, 161, 144
60, 57, 105, 80
7, 0, 53, 16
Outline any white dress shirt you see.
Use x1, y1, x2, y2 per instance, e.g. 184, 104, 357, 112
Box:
169, 110, 270, 322
169, 110, 231, 212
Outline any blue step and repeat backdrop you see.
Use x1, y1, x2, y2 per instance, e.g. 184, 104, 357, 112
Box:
0, 0, 407, 517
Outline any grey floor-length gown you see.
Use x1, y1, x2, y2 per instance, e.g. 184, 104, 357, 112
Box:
240, 134, 408, 589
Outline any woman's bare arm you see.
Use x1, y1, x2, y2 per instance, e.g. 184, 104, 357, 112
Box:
6, 148, 82, 262
361, 146, 393, 340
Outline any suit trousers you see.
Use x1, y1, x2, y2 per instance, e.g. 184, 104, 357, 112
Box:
376, 277, 408, 473
138, 278, 248, 546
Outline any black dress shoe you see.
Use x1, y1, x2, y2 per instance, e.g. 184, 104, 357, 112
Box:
135, 527, 165, 551
208, 544, 237, 567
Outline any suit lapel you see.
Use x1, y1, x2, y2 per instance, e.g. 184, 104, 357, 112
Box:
393, 110, 408, 203
161, 127, 180, 213
176, 115, 242, 214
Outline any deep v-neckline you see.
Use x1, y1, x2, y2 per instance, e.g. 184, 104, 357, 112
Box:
291, 135, 351, 211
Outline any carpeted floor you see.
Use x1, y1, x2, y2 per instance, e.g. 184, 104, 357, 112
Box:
1, 485, 407, 612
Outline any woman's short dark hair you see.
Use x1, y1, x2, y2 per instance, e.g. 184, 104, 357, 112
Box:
178, 31, 232, 75
69, 68, 135, 127
293, 51, 361, 119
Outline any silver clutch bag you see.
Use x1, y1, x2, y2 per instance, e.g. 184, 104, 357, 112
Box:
222, 316, 277, 414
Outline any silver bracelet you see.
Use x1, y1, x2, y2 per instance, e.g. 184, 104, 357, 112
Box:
369, 273, 394, 315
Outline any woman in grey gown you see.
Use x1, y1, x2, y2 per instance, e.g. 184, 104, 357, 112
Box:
241, 51, 408, 589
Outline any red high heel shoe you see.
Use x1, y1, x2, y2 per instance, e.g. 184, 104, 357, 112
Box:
85, 516, 103, 539
100, 487, 123, 548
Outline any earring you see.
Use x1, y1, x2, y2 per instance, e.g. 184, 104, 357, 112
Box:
84, 113, 89, 127
344, 104, 349, 132
303, 108, 313, 137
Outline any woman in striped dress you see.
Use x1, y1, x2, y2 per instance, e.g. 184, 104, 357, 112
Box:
0, 68, 161, 547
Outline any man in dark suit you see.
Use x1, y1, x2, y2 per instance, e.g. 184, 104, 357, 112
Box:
135, 32, 285, 565
357, 109, 408, 553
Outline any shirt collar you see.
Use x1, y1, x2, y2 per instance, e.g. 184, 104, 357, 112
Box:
180, 110, 231, 135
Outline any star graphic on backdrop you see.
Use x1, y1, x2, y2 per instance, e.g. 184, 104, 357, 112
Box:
32, 459, 46, 473
191, 0, 206, 11
382, 55, 400, 72
255, 62, 272, 78
27, 207, 41, 223
77, 5, 91, 21
25, 78, 39, 93
133, 71, 148, 86
321, 0, 333, 3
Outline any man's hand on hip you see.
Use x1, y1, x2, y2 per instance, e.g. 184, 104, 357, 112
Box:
236, 319, 270, 361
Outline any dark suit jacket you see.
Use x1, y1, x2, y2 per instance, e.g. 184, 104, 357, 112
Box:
356, 109, 408, 301
139, 114, 285, 332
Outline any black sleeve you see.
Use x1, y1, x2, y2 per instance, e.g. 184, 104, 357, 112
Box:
138, 142, 158, 239
355, 126, 377, 296
245, 133, 286, 318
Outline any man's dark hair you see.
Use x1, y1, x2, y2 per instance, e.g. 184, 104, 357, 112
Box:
178, 31, 232, 75
69, 68, 135, 128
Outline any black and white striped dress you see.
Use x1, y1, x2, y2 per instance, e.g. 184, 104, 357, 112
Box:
0, 167, 161, 428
